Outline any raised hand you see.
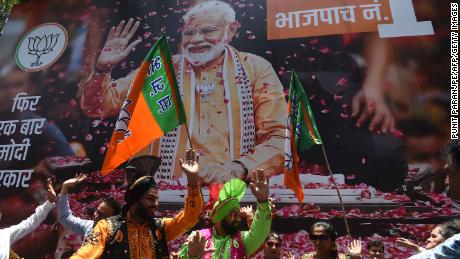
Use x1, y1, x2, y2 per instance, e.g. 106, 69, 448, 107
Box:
61, 173, 87, 194
187, 231, 215, 257
95, 18, 142, 72
249, 169, 269, 203
180, 148, 200, 186
347, 239, 362, 259
46, 178, 57, 203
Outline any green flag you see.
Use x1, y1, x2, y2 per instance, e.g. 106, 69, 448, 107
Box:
290, 70, 323, 152
284, 70, 323, 203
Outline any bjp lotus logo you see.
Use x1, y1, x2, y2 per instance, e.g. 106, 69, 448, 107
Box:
27, 34, 60, 67
16, 23, 68, 72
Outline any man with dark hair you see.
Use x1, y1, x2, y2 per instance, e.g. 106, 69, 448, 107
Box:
70, 149, 203, 258
101, 197, 122, 216
264, 231, 282, 259
178, 169, 271, 258
367, 240, 385, 259
55, 173, 122, 238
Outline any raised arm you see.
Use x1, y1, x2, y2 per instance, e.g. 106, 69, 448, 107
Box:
409, 233, 460, 259
243, 169, 272, 255
7, 201, 55, 244
80, 18, 141, 118
57, 174, 94, 237
163, 149, 203, 241
7, 181, 57, 244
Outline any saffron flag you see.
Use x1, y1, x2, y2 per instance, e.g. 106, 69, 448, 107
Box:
101, 35, 186, 175
284, 70, 323, 203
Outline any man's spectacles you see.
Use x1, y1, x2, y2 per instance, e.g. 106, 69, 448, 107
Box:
266, 241, 281, 248
309, 234, 331, 241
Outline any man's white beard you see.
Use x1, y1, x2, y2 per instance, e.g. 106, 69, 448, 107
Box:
183, 32, 228, 67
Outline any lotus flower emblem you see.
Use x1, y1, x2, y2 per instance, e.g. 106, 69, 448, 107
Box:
27, 34, 60, 67
115, 99, 132, 133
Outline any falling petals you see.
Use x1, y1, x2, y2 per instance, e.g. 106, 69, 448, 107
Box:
336, 78, 348, 87
333, 94, 343, 101
319, 47, 330, 53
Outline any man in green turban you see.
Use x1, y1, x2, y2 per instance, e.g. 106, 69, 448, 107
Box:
178, 169, 272, 258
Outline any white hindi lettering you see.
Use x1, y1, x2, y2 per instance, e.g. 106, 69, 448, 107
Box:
319, 6, 357, 24
301, 10, 319, 27
359, 1, 382, 21
0, 138, 31, 161
338, 5, 357, 23
0, 170, 33, 188
11, 92, 41, 112
319, 8, 334, 25
275, 10, 322, 28
19, 118, 46, 135
275, 5, 357, 29
275, 12, 299, 28
0, 120, 19, 136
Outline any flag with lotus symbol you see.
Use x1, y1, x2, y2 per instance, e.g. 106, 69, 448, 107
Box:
102, 35, 186, 175
284, 70, 323, 203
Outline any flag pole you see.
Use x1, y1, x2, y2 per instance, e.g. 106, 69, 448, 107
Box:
183, 123, 194, 150
320, 144, 352, 239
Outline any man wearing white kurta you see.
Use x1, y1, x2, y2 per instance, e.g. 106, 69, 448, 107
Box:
0, 180, 56, 259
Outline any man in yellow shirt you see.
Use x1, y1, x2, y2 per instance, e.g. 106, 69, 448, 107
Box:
80, 0, 287, 184
70, 149, 203, 258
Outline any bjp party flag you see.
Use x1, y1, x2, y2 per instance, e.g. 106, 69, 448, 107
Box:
101, 35, 186, 175
284, 70, 323, 203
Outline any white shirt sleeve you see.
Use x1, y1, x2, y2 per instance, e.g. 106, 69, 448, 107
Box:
57, 194, 94, 237
5, 200, 55, 244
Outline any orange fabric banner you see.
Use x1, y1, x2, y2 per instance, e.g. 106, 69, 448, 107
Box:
101, 61, 165, 175
267, 0, 392, 40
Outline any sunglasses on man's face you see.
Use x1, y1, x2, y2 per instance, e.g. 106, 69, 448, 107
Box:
266, 241, 281, 248
309, 234, 331, 241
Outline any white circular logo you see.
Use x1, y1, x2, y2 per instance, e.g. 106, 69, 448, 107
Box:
15, 23, 68, 72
